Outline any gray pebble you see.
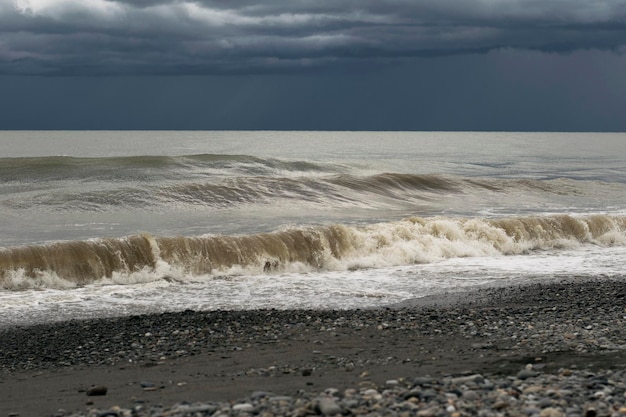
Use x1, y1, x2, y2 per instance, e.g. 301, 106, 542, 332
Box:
517, 369, 539, 380
462, 390, 480, 401
316, 397, 342, 415
412, 377, 433, 386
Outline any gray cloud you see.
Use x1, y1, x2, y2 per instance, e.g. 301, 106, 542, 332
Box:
1, 0, 625, 75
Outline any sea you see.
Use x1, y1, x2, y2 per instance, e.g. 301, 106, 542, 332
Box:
1, 131, 625, 328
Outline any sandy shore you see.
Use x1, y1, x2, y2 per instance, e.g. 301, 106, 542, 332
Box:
1, 278, 625, 416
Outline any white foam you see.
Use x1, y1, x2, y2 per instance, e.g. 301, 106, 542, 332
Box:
1, 244, 624, 328
0, 268, 77, 290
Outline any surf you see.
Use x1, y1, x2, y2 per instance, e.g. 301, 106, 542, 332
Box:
1, 213, 624, 290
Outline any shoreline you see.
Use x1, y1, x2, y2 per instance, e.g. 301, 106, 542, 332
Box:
1, 279, 625, 416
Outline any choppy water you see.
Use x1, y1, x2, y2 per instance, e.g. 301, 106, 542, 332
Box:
1, 131, 625, 326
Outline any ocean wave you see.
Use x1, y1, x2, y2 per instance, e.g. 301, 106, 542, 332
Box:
1, 214, 624, 290
0, 154, 335, 183
1, 172, 599, 212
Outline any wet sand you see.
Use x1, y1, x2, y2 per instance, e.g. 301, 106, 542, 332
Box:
1, 278, 625, 416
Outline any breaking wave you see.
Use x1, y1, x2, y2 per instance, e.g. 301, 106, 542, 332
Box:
1, 214, 625, 290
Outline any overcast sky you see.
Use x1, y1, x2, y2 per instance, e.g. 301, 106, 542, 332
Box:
1, 0, 625, 131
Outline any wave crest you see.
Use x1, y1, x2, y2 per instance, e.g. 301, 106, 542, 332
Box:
1, 214, 624, 289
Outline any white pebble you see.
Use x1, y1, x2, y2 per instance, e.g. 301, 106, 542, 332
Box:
232, 403, 254, 412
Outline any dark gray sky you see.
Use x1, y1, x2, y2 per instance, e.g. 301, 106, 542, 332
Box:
1, 0, 625, 131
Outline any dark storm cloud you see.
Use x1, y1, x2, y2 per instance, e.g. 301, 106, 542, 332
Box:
0, 0, 625, 75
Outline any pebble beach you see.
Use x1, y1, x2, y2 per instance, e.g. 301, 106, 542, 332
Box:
1, 279, 625, 416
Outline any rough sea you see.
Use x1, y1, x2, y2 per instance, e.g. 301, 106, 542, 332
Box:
1, 131, 625, 327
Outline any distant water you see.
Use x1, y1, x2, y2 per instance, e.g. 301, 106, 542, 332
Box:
1, 131, 625, 327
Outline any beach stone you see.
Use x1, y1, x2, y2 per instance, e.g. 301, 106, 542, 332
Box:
316, 397, 342, 415
417, 406, 440, 417
292, 407, 313, 417
269, 396, 293, 403
445, 392, 459, 401
523, 385, 544, 394
86, 385, 108, 396
481, 380, 495, 390
539, 407, 564, 417
493, 401, 510, 410
324, 388, 341, 397
517, 369, 539, 380
419, 389, 438, 401
403, 389, 422, 400
341, 398, 360, 409
362, 388, 380, 397
412, 377, 433, 386
344, 388, 358, 397
232, 403, 254, 413
538, 398, 553, 408
171, 404, 218, 414
462, 390, 480, 401
451, 374, 484, 385
523, 406, 541, 416
251, 391, 273, 399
